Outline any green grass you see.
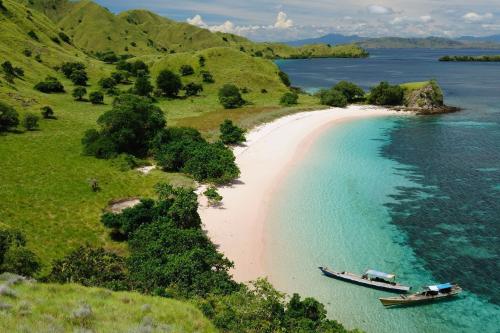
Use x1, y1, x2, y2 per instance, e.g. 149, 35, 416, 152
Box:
0, 278, 216, 332
399, 81, 430, 91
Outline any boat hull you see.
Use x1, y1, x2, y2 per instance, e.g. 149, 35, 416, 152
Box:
319, 267, 411, 293
379, 288, 462, 307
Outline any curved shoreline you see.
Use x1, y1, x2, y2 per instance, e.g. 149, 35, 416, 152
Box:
198, 105, 408, 282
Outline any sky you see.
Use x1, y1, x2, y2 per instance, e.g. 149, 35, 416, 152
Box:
94, 0, 500, 41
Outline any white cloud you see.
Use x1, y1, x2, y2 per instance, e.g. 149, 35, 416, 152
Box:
420, 15, 433, 23
274, 11, 293, 29
367, 5, 394, 15
463, 12, 493, 23
209, 20, 237, 33
186, 14, 207, 27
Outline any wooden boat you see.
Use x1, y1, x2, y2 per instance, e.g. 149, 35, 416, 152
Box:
318, 266, 411, 293
379, 283, 462, 307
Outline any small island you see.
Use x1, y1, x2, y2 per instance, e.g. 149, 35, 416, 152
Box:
439, 55, 500, 62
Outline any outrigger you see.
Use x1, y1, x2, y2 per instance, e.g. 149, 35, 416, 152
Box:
379, 283, 462, 307
318, 266, 411, 293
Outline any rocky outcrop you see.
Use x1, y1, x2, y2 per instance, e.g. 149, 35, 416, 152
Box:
402, 81, 459, 114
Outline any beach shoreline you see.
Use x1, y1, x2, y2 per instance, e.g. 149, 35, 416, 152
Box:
198, 105, 409, 282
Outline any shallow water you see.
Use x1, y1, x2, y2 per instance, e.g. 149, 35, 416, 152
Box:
269, 49, 500, 332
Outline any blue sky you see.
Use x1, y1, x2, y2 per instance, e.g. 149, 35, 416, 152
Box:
94, 0, 500, 41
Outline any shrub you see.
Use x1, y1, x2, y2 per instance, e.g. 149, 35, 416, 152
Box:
278, 70, 291, 87
61, 62, 85, 78
34, 54, 42, 63
220, 119, 246, 144
49, 246, 128, 290
70, 69, 88, 86
73, 86, 87, 101
317, 89, 348, 107
130, 60, 149, 76
99, 77, 117, 90
134, 74, 153, 96
0, 101, 19, 131
27, 30, 39, 41
96, 51, 119, 64
23, 49, 32, 57
41, 106, 54, 119
89, 91, 104, 104
0, 229, 40, 277
368, 81, 404, 106
51, 36, 61, 44
34, 76, 65, 93
218, 84, 245, 109
82, 94, 166, 158
156, 70, 182, 97
198, 55, 206, 67
184, 82, 203, 96
22, 113, 39, 131
280, 92, 299, 106
58, 31, 71, 44
180, 64, 195, 76
333, 81, 365, 102
201, 70, 214, 83
204, 186, 223, 206
2, 61, 24, 82
111, 71, 128, 84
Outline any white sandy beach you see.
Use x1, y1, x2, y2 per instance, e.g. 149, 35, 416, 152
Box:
199, 105, 405, 282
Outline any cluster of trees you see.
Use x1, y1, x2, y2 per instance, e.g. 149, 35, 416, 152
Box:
218, 84, 245, 109
367, 82, 404, 106
0, 228, 40, 277
317, 81, 365, 107
152, 127, 240, 184
2, 61, 24, 82
34, 76, 65, 93
439, 55, 500, 62
280, 91, 299, 106
0, 101, 43, 132
219, 119, 246, 144
60, 62, 88, 86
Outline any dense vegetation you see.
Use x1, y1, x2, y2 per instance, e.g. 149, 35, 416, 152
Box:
439, 55, 500, 62
219, 119, 246, 144
367, 81, 405, 106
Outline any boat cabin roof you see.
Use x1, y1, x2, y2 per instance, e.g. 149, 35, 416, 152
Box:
428, 283, 452, 291
365, 269, 395, 280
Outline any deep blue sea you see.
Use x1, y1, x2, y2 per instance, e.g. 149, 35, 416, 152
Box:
270, 49, 500, 332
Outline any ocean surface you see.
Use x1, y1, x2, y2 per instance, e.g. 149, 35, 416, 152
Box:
270, 49, 500, 333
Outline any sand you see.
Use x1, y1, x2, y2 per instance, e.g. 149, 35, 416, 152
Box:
198, 105, 405, 282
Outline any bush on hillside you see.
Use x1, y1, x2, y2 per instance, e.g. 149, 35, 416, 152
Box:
278, 70, 291, 87
156, 70, 182, 97
180, 64, 195, 76
184, 82, 203, 97
280, 92, 299, 106
368, 81, 404, 106
41, 106, 54, 119
58, 31, 71, 44
34, 76, 65, 93
22, 113, 39, 131
73, 87, 87, 101
2, 61, 24, 82
0, 101, 19, 132
96, 51, 119, 64
70, 69, 88, 86
61, 62, 85, 78
27, 30, 39, 41
49, 245, 128, 291
134, 74, 153, 96
218, 84, 245, 109
89, 91, 104, 104
219, 119, 246, 144
82, 94, 166, 158
0, 229, 40, 277
99, 77, 117, 90
317, 89, 348, 107
199, 55, 206, 67
333, 81, 365, 102
200, 70, 214, 83
111, 71, 129, 84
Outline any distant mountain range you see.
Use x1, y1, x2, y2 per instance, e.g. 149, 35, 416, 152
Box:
286, 34, 500, 49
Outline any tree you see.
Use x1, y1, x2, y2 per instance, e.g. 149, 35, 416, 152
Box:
130, 60, 149, 76
199, 55, 206, 67
0, 229, 40, 277
317, 89, 348, 107
89, 91, 104, 104
0, 101, 19, 132
99, 77, 117, 90
70, 69, 88, 86
41, 106, 54, 119
220, 119, 246, 144
34, 76, 65, 93
180, 64, 195, 76
49, 245, 128, 290
201, 70, 214, 83
278, 70, 291, 87
22, 113, 39, 131
368, 81, 404, 106
2, 61, 23, 82
73, 87, 87, 101
61, 62, 85, 78
218, 84, 245, 109
280, 92, 299, 106
134, 74, 153, 96
156, 70, 182, 97
82, 94, 166, 158
333, 81, 365, 102
184, 82, 203, 97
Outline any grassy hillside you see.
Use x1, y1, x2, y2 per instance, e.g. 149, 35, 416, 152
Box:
0, 275, 216, 332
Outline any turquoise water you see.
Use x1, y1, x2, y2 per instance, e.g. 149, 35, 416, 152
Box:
265, 117, 500, 332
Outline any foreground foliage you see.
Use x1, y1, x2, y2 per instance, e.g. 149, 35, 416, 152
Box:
368, 81, 404, 106
219, 119, 246, 144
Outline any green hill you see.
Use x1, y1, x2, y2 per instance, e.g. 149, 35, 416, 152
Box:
0, 275, 216, 333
